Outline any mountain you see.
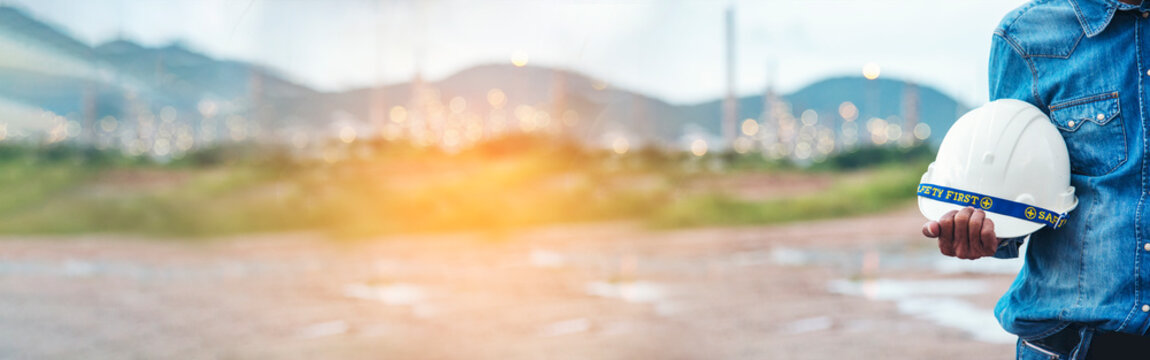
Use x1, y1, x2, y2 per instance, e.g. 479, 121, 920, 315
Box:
0, 4, 969, 151
680, 77, 969, 146
93, 40, 316, 102
0, 5, 317, 137
326, 65, 968, 147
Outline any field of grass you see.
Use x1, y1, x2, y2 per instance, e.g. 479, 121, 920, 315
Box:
0, 138, 932, 238
650, 163, 926, 228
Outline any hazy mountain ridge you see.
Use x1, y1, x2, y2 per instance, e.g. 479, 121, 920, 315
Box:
0, 5, 967, 148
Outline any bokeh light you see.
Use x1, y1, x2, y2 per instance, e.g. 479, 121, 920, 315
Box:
732, 137, 753, 154
590, 79, 608, 91
690, 139, 708, 157
913, 122, 932, 140
511, 50, 529, 67
449, 97, 467, 114
100, 116, 118, 132
838, 101, 858, 122
800, 109, 818, 126
389, 106, 407, 123
612, 137, 630, 154
561, 110, 579, 127
862, 62, 881, 80
339, 126, 357, 144
885, 123, 902, 142
740, 119, 759, 136
487, 88, 506, 109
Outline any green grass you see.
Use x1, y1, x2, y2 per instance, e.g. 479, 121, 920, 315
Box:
650, 162, 927, 228
0, 162, 94, 216
0, 139, 934, 238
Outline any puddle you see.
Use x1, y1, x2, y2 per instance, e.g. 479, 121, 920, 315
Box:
539, 318, 591, 337
0, 259, 290, 280
763, 245, 1024, 276
828, 278, 1014, 344
828, 279, 987, 300
934, 243, 1026, 275
343, 283, 426, 306
767, 248, 808, 266
781, 316, 834, 334
933, 257, 1023, 275
760, 246, 934, 270
898, 297, 1015, 343
585, 281, 664, 303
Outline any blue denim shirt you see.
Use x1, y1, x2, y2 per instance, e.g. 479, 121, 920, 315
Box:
989, 0, 1150, 340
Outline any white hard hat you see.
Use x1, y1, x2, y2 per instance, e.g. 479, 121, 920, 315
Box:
918, 99, 1077, 238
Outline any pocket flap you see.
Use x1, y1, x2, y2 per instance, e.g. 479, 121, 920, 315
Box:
1049, 92, 1120, 131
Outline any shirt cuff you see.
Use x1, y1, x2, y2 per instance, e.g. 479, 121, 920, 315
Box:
993, 236, 1027, 259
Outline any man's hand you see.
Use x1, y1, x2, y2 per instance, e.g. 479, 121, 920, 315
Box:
922, 207, 998, 260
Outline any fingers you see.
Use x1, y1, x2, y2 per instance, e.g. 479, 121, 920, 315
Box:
937, 210, 957, 257
980, 217, 997, 257
953, 207, 974, 259
968, 209, 986, 255
922, 221, 940, 238
934, 207, 995, 260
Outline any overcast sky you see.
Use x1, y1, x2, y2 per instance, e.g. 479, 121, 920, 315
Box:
6, 0, 1027, 106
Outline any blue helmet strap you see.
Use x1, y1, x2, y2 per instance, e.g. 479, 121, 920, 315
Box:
917, 183, 1068, 229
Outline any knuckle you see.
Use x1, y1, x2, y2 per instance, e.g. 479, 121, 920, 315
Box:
939, 216, 954, 226
981, 228, 995, 238
954, 212, 971, 223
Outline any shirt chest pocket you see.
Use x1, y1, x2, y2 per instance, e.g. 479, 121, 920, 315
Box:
1048, 92, 1127, 176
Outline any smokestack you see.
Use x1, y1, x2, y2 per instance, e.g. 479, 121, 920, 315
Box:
722, 6, 737, 149
902, 82, 920, 145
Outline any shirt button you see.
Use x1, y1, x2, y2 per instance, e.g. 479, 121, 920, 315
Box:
1144, 243, 1150, 251
1143, 304, 1149, 312
1143, 12, 1148, 18
1146, 69, 1150, 76
1068, 120, 1076, 127
1096, 113, 1105, 121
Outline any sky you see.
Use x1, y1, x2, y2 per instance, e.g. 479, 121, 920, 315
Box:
5, 0, 1028, 106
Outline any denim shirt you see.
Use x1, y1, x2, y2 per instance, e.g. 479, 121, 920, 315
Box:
989, 0, 1150, 340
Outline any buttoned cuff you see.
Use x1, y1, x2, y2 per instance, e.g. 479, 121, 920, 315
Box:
993, 236, 1027, 259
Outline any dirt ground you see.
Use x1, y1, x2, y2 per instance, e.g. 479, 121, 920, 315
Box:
0, 206, 1019, 359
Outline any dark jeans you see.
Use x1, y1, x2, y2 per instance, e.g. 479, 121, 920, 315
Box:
1016, 324, 1150, 359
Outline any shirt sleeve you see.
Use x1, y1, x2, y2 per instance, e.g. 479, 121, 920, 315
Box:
993, 236, 1026, 259
988, 31, 1041, 108
986, 32, 1037, 261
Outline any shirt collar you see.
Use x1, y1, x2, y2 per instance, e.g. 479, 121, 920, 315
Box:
1070, 0, 1141, 37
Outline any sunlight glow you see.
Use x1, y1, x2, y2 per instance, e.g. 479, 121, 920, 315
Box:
612, 137, 630, 154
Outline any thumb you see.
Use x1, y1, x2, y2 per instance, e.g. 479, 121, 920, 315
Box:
922, 221, 940, 238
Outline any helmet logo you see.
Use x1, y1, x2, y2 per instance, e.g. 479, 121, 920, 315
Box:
1025, 207, 1037, 220
980, 197, 993, 209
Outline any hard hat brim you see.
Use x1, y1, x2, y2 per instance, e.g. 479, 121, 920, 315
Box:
918, 197, 1043, 238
